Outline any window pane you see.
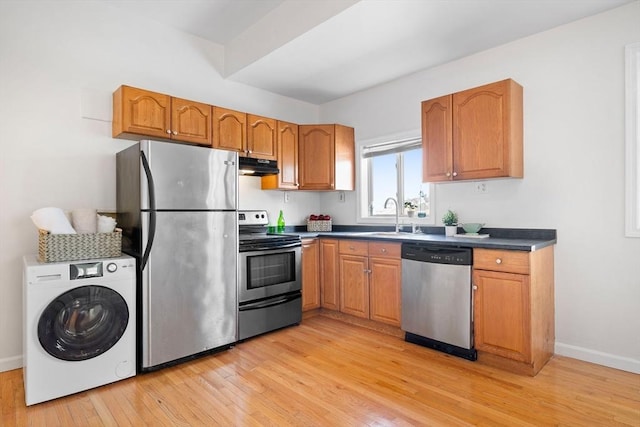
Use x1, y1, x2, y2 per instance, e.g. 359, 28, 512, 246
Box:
370, 154, 398, 215
403, 149, 429, 215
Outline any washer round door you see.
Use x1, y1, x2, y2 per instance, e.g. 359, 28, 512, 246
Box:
38, 285, 129, 361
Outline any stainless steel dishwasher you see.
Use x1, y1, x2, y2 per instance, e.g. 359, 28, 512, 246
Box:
401, 243, 477, 361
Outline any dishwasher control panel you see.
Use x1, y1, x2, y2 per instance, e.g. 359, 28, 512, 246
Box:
401, 244, 472, 265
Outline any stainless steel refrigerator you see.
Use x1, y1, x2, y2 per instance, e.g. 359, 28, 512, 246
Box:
116, 140, 238, 372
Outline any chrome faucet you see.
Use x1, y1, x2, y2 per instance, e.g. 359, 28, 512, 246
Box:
384, 197, 400, 232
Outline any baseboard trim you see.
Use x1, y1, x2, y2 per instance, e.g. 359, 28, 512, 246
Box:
0, 355, 23, 373
555, 342, 640, 374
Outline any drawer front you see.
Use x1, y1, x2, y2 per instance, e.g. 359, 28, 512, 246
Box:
339, 240, 368, 256
368, 241, 401, 259
473, 248, 530, 275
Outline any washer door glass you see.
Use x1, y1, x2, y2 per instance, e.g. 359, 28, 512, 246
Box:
38, 285, 129, 361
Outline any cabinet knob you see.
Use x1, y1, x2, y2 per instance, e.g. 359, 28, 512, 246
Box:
349, 246, 355, 251
381, 248, 387, 253
446, 172, 451, 177
247, 150, 252, 154
166, 129, 171, 134
172, 130, 178, 135
452, 171, 458, 177
473, 285, 478, 290
495, 258, 502, 264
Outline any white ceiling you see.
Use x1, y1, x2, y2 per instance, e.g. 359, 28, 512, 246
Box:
103, 0, 633, 104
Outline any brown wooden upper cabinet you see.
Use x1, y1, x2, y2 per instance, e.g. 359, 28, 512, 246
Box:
262, 121, 299, 190
422, 79, 523, 182
246, 114, 277, 160
212, 110, 277, 160
113, 85, 212, 146
298, 124, 355, 191
212, 106, 246, 152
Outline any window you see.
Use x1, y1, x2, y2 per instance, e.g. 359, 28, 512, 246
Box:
626, 42, 640, 237
358, 134, 433, 223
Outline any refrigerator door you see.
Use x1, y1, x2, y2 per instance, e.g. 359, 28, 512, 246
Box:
140, 210, 237, 369
140, 140, 237, 211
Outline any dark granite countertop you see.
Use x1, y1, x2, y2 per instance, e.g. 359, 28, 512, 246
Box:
289, 226, 556, 251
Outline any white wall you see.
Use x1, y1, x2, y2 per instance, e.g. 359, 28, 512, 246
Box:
319, 2, 640, 373
0, 1, 319, 372
238, 177, 322, 226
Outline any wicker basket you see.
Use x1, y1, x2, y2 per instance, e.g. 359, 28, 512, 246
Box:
307, 220, 332, 232
38, 228, 122, 263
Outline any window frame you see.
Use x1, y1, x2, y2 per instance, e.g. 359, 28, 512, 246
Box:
356, 131, 435, 225
626, 42, 640, 238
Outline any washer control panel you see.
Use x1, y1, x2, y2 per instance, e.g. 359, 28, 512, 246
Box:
68, 257, 135, 280
70, 262, 103, 280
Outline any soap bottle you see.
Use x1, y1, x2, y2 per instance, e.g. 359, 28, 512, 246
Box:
277, 210, 285, 233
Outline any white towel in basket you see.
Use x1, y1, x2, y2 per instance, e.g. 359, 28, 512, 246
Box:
31, 207, 76, 234
71, 208, 97, 234
97, 215, 117, 233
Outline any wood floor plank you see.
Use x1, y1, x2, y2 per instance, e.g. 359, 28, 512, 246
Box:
4, 314, 639, 426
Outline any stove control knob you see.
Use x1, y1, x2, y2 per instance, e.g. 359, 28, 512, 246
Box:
106, 262, 118, 273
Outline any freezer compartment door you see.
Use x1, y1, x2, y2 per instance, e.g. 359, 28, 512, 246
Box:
140, 140, 237, 210
141, 211, 237, 369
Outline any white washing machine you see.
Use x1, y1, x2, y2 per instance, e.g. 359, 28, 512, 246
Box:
23, 254, 136, 406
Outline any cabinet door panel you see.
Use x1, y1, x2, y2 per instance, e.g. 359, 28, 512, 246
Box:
247, 115, 277, 160
369, 257, 401, 326
320, 239, 340, 310
171, 97, 212, 145
301, 239, 320, 311
299, 125, 335, 190
452, 79, 522, 180
339, 255, 369, 318
213, 107, 246, 152
118, 86, 170, 138
473, 269, 531, 362
278, 121, 299, 189
422, 95, 452, 182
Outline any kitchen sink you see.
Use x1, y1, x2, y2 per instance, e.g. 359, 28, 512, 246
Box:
357, 231, 411, 237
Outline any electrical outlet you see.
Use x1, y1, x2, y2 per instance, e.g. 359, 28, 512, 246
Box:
284, 191, 290, 203
339, 191, 345, 203
475, 183, 488, 194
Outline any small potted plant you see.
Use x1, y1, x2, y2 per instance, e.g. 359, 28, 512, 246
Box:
442, 209, 458, 236
404, 201, 418, 217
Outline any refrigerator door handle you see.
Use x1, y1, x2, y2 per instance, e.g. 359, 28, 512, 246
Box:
140, 151, 157, 271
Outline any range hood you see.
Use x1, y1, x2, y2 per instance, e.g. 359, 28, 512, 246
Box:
238, 157, 279, 176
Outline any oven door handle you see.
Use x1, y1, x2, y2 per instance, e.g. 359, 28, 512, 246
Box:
241, 242, 301, 251
239, 293, 300, 311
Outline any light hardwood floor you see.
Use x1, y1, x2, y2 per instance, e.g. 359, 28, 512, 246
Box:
2, 314, 639, 426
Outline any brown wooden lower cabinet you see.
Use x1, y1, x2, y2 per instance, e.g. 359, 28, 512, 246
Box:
369, 256, 402, 326
301, 238, 320, 311
339, 253, 369, 318
312, 237, 555, 375
473, 246, 555, 376
319, 239, 340, 310
336, 240, 402, 326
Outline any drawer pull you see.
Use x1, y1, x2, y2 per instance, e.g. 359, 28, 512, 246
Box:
495, 258, 502, 264
381, 248, 387, 253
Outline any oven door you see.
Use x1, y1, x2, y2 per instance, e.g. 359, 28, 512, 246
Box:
239, 245, 301, 303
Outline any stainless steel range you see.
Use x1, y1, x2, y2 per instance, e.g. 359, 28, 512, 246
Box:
237, 210, 302, 340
